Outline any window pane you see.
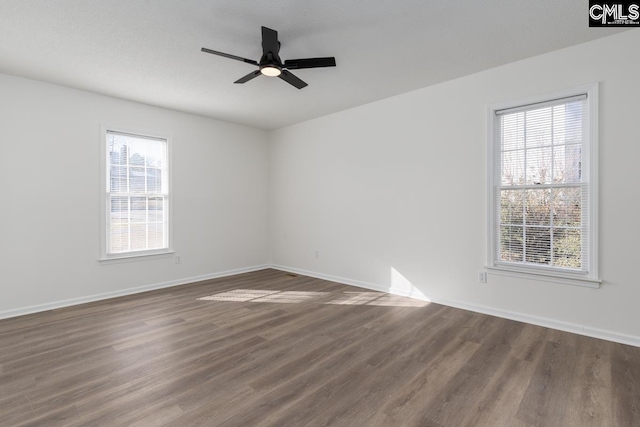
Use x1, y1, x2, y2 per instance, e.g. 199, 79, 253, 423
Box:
129, 151, 145, 166
501, 150, 524, 186
525, 227, 551, 265
130, 224, 147, 251
525, 189, 551, 225
128, 137, 148, 166
110, 196, 128, 221
148, 223, 165, 249
502, 113, 524, 151
129, 167, 146, 193
500, 226, 523, 262
110, 221, 129, 253
525, 107, 552, 147
108, 134, 128, 166
564, 101, 584, 145
130, 197, 146, 223
552, 187, 581, 227
526, 147, 552, 185
148, 197, 164, 222
110, 166, 127, 193
552, 105, 567, 145
500, 189, 523, 225
553, 228, 582, 268
147, 168, 162, 193
553, 145, 581, 184
146, 141, 163, 168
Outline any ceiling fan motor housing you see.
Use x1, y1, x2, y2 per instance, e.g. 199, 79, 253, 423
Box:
260, 52, 281, 72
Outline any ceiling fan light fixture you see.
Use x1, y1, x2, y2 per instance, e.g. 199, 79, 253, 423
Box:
260, 66, 281, 77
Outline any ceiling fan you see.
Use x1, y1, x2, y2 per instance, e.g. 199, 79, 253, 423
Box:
201, 26, 336, 89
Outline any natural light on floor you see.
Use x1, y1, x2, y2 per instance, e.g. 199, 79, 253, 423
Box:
390, 267, 429, 301
198, 289, 329, 304
198, 289, 429, 307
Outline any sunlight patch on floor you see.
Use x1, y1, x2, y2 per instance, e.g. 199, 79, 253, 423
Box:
198, 289, 280, 302
198, 289, 328, 304
198, 289, 429, 307
251, 291, 328, 304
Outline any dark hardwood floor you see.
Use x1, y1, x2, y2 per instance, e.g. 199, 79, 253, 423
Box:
0, 268, 638, 426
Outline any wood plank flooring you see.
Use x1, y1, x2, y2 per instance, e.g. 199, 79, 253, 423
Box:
0, 268, 638, 426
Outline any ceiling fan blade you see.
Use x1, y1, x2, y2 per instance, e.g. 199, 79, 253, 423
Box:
278, 70, 308, 89
283, 57, 336, 69
234, 70, 262, 84
261, 26, 280, 56
201, 48, 258, 66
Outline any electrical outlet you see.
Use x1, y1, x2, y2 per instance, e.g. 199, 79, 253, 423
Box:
315, 251, 319, 259
478, 272, 487, 283
175, 256, 181, 264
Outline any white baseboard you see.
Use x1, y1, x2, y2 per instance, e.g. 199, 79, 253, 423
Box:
271, 264, 640, 348
0, 264, 270, 320
430, 298, 640, 348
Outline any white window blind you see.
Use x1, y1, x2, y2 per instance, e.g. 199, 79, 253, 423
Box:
106, 131, 169, 255
494, 95, 590, 274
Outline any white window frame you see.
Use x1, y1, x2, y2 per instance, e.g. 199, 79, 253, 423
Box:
486, 83, 600, 288
99, 125, 174, 264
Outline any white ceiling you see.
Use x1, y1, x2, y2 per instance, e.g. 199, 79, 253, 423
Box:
0, 1, 624, 130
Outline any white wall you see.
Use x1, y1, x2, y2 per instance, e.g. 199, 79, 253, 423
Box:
0, 74, 269, 315
269, 30, 640, 342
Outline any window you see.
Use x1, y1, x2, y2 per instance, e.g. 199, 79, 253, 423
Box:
487, 84, 599, 287
100, 129, 171, 261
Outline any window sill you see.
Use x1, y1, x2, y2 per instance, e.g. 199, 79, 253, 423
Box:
486, 266, 601, 289
99, 250, 175, 265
